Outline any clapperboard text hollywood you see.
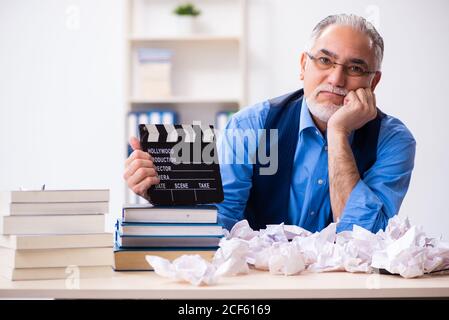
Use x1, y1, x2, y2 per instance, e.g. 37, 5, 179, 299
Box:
144, 124, 278, 176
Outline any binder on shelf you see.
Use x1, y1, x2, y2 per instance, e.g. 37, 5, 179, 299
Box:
149, 111, 161, 125
215, 111, 236, 131
138, 112, 149, 126
161, 111, 174, 124
127, 112, 138, 155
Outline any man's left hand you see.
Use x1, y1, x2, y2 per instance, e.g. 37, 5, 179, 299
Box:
328, 88, 377, 136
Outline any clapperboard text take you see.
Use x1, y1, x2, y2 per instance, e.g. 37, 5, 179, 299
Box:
139, 124, 224, 205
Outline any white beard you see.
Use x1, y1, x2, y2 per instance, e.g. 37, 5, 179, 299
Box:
307, 99, 342, 123
305, 84, 347, 122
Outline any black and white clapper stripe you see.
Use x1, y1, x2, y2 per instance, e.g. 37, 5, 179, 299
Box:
144, 124, 215, 143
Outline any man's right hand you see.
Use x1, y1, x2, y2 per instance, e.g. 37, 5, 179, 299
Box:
123, 136, 160, 200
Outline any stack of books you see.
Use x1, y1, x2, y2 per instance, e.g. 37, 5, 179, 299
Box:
135, 48, 173, 99
0, 189, 113, 280
113, 205, 223, 271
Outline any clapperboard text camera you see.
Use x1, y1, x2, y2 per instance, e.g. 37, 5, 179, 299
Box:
139, 124, 224, 206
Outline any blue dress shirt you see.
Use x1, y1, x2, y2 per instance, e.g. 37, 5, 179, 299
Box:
216, 96, 416, 233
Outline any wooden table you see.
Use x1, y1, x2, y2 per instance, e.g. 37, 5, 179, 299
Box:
1, 269, 449, 299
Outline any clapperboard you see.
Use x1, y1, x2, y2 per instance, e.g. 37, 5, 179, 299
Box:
139, 124, 224, 205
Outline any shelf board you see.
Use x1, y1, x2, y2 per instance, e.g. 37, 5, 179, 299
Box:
129, 35, 241, 43
129, 97, 241, 104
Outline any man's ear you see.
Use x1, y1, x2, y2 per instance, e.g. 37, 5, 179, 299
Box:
300, 52, 307, 80
370, 71, 382, 91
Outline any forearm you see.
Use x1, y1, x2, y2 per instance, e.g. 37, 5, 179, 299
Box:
327, 130, 360, 221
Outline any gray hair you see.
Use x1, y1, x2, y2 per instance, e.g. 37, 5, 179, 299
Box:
306, 14, 384, 70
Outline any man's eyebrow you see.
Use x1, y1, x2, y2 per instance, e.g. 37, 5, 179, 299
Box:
320, 49, 338, 58
348, 58, 369, 66
320, 48, 369, 66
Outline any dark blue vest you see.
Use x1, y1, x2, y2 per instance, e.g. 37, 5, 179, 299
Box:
244, 89, 386, 230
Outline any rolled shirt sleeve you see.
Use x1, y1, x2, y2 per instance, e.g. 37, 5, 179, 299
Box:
337, 116, 416, 233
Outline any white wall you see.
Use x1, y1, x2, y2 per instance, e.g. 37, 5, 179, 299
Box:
1, 0, 448, 238
0, 0, 126, 231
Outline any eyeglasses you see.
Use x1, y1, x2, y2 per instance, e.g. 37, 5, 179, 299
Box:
306, 52, 376, 77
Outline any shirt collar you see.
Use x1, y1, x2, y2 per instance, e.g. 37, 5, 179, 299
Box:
299, 97, 317, 134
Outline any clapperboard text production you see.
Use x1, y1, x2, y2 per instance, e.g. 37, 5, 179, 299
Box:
139, 124, 224, 206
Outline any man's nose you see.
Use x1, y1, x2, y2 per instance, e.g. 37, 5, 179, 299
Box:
326, 64, 346, 88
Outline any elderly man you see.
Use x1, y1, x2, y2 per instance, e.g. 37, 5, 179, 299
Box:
124, 14, 416, 234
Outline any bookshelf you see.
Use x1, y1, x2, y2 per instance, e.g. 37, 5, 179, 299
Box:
124, 0, 247, 203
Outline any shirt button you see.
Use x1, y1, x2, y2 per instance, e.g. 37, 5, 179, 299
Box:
315, 130, 320, 135
318, 179, 324, 185
310, 211, 315, 216
324, 145, 328, 151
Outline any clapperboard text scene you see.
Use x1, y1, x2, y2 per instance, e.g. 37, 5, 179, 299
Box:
139, 124, 224, 206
